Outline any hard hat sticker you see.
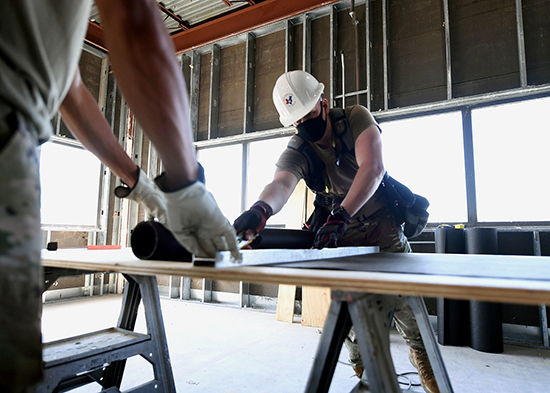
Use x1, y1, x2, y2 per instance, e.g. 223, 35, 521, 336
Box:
284, 94, 295, 106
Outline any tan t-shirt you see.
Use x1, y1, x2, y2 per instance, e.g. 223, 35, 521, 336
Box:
276, 105, 387, 219
0, 0, 92, 142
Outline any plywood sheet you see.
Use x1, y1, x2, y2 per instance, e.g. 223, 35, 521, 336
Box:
276, 284, 296, 323
41, 248, 550, 305
301, 286, 331, 327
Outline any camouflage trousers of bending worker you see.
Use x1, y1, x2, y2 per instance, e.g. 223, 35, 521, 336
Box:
339, 207, 425, 370
0, 110, 44, 392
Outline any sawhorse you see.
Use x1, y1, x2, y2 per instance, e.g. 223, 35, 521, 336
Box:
306, 291, 454, 393
38, 270, 176, 392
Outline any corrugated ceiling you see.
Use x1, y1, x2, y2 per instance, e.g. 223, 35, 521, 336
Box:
89, 0, 259, 34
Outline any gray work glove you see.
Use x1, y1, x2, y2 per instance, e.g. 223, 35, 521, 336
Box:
115, 168, 167, 224
157, 177, 239, 259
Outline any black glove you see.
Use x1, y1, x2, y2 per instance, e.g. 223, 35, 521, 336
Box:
233, 201, 273, 237
312, 204, 352, 249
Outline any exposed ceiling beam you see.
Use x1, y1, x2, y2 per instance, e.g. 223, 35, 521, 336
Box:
84, 0, 340, 54
158, 3, 190, 31
85, 21, 106, 52
172, 0, 340, 54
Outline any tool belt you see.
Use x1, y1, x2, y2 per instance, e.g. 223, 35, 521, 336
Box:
304, 174, 429, 239
380, 172, 429, 238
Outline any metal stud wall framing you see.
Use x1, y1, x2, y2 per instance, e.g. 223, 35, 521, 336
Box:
515, 0, 528, 88
208, 44, 221, 139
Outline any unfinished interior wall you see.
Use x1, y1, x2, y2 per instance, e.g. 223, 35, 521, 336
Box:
311, 16, 332, 103
218, 43, 246, 137
197, 52, 212, 141
388, 0, 447, 107
253, 31, 286, 131
450, 0, 520, 96
336, 4, 367, 107
524, 0, 550, 85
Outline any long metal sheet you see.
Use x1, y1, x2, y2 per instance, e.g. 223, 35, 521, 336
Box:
209, 246, 380, 268
275, 252, 550, 281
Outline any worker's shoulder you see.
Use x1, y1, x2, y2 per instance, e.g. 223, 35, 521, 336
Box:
287, 134, 308, 150
343, 104, 374, 119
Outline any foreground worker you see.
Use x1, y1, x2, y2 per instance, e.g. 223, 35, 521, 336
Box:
234, 70, 438, 393
0, 0, 237, 390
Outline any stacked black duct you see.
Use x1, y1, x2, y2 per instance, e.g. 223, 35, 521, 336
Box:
435, 226, 470, 346
465, 227, 503, 353
435, 226, 503, 353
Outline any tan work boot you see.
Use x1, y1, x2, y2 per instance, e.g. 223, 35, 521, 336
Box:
409, 348, 440, 393
352, 365, 364, 379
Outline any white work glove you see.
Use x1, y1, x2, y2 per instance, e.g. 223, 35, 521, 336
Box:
115, 168, 167, 224
161, 180, 239, 259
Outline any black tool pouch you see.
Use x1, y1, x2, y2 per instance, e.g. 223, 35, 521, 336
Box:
380, 172, 429, 238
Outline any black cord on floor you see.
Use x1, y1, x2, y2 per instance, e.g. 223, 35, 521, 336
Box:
339, 361, 421, 390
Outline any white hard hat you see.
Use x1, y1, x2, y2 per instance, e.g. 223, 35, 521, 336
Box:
272, 70, 325, 127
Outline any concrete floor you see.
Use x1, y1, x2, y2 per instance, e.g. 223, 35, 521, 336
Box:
42, 294, 550, 393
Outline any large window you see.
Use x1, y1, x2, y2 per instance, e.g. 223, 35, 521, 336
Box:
40, 140, 102, 227
197, 144, 243, 223
471, 96, 550, 222
380, 112, 467, 224
247, 137, 305, 229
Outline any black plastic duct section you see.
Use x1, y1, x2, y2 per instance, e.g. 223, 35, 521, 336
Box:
130, 221, 315, 261
131, 221, 193, 262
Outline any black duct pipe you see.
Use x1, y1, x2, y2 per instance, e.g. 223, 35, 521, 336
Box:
250, 228, 315, 249
435, 226, 471, 346
465, 227, 503, 354
131, 221, 193, 262
131, 221, 315, 261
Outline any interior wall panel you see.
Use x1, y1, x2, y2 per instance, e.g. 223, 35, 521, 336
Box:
388, 0, 447, 108
370, 0, 385, 112
311, 16, 332, 103
336, 4, 367, 107
450, 0, 521, 97
80, 50, 103, 102
218, 43, 246, 137
293, 23, 304, 71
253, 31, 286, 132
198, 52, 212, 141
523, 0, 550, 85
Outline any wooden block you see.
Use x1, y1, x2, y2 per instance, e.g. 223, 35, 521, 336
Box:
276, 284, 296, 323
301, 286, 331, 327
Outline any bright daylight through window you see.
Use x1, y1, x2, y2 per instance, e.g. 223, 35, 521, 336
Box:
40, 141, 102, 227
472, 96, 550, 222
197, 144, 243, 223
380, 111, 467, 224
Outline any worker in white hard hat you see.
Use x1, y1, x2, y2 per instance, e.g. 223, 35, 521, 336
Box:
234, 70, 438, 393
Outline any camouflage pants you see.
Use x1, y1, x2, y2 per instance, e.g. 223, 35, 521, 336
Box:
0, 111, 43, 391
339, 207, 425, 368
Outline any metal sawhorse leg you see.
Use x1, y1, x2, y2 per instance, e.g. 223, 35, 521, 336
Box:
305, 291, 453, 393
38, 272, 176, 392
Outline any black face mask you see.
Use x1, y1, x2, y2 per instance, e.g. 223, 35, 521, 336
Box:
296, 104, 327, 142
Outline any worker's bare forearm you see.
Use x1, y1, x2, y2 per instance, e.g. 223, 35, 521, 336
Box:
341, 125, 385, 216
96, 0, 198, 190
258, 171, 299, 215
341, 164, 384, 216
